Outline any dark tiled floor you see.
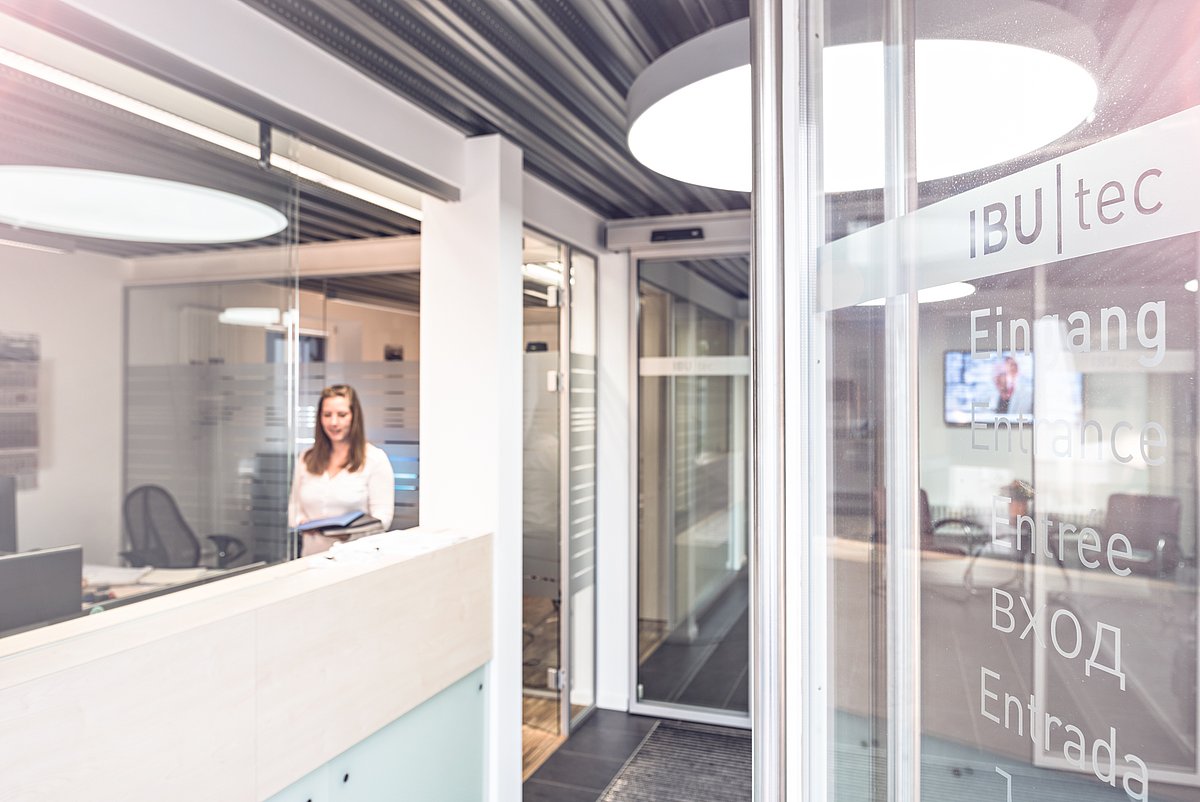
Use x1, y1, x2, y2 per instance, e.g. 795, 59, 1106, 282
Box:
523, 710, 659, 801
638, 573, 750, 713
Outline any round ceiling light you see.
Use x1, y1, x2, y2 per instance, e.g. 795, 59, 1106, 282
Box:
858, 281, 976, 306
0, 166, 288, 243
627, 20, 1098, 193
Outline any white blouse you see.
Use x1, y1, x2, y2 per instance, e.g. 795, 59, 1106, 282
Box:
288, 444, 395, 539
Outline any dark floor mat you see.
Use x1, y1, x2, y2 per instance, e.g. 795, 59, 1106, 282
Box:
598, 721, 751, 802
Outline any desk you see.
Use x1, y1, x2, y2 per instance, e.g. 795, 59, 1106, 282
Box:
81, 564, 257, 609
0, 528, 492, 802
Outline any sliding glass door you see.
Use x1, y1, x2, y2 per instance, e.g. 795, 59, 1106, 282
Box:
782, 0, 1200, 798
634, 254, 750, 724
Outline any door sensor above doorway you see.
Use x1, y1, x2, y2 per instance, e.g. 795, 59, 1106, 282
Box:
650, 226, 704, 242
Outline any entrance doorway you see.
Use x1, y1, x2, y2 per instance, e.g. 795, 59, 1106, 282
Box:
634, 254, 750, 726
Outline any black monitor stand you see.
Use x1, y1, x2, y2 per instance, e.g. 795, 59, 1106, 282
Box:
0, 475, 15, 554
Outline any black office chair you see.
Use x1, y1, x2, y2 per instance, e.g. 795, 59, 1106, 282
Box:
122, 485, 247, 569
870, 488, 982, 549
1104, 493, 1181, 578
918, 489, 987, 554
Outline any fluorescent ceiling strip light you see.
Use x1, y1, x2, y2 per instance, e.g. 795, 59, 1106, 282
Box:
269, 154, 424, 221
219, 307, 281, 327
0, 47, 260, 160
0, 46, 422, 222
858, 281, 976, 306
523, 262, 563, 286
0, 236, 68, 255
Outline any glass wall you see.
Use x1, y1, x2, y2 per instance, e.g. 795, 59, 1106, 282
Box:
522, 230, 565, 759
125, 273, 419, 569
0, 14, 302, 638
521, 230, 598, 773
567, 248, 598, 726
810, 1, 1200, 800
294, 275, 420, 533
126, 276, 297, 569
0, 12, 420, 639
637, 255, 750, 719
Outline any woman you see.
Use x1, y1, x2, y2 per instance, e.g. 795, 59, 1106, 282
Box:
288, 384, 394, 555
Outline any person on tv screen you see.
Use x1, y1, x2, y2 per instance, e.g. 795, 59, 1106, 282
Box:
288, 384, 395, 555
989, 356, 1032, 416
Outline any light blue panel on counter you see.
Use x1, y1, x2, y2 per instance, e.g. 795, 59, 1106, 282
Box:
266, 664, 487, 802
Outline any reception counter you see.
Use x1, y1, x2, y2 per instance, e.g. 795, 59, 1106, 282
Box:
0, 528, 492, 801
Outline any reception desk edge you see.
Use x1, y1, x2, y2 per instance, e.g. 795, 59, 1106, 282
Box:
0, 527, 493, 801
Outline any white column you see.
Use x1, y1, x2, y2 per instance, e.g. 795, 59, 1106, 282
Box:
420, 134, 523, 802
595, 250, 632, 710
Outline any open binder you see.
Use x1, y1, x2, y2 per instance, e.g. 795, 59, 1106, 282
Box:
297, 511, 385, 538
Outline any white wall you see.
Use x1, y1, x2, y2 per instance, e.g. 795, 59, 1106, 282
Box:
322, 298, 419, 362
127, 281, 290, 366
0, 247, 124, 563
523, 175, 605, 254
127, 282, 420, 367
421, 135, 523, 802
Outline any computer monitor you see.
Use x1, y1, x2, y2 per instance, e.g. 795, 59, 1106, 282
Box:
0, 475, 16, 553
0, 545, 82, 634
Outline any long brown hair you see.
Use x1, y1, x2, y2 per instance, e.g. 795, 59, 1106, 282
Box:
304, 384, 366, 474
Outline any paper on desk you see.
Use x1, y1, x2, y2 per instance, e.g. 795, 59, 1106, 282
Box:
139, 567, 211, 585
83, 564, 151, 586
310, 528, 462, 567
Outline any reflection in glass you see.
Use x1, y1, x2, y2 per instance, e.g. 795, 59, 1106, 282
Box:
0, 30, 301, 635
818, 1, 1200, 800
637, 256, 749, 716
126, 278, 297, 567
0, 14, 423, 638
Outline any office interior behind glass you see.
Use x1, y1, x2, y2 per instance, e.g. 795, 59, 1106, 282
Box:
0, 16, 422, 636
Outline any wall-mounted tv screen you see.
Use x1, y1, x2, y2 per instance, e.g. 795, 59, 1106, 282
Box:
944, 350, 1035, 425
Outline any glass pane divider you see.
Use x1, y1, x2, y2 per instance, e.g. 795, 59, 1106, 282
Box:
882, 0, 923, 798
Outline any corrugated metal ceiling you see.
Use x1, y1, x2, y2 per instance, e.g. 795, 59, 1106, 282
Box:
240, 0, 752, 219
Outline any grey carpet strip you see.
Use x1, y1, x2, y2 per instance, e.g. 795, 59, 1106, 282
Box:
599, 721, 751, 802
597, 722, 1138, 801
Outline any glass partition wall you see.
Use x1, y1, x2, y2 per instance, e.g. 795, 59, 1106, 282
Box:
294, 275, 420, 534
126, 275, 298, 568
521, 230, 598, 774
0, 11, 422, 640
0, 16, 303, 635
636, 255, 750, 724
125, 272, 419, 569
802, 0, 1200, 799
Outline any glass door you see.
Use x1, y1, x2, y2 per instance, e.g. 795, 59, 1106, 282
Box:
634, 255, 750, 724
565, 248, 598, 729
803, 0, 1200, 799
521, 230, 565, 771
521, 231, 598, 773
